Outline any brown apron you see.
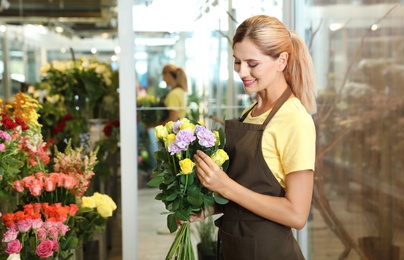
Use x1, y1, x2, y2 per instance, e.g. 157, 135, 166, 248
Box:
216, 87, 305, 260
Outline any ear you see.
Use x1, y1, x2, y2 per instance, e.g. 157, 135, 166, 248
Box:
278, 52, 288, 71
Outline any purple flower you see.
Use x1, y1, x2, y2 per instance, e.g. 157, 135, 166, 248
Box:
168, 143, 183, 155
195, 127, 216, 148
172, 120, 183, 133
174, 130, 196, 149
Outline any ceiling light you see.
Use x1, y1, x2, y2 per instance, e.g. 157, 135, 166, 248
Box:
55, 26, 64, 33
371, 24, 378, 31
329, 23, 344, 31
114, 46, 121, 54
0, 25, 6, 32
91, 48, 97, 54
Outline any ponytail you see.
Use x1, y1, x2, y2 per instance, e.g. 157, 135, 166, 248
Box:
285, 31, 317, 114
175, 68, 188, 92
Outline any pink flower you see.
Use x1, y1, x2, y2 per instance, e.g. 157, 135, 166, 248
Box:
52, 240, 59, 251
35, 172, 46, 182
63, 175, 77, 190
22, 175, 36, 187
5, 240, 22, 254
58, 223, 70, 236
36, 228, 47, 241
0, 143, 5, 151
35, 240, 54, 258
47, 227, 59, 240
16, 219, 32, 232
12, 181, 24, 193
28, 179, 43, 196
2, 229, 19, 242
44, 178, 56, 192
0, 130, 12, 140
31, 218, 43, 229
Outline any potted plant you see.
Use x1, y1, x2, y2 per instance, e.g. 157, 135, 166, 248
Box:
195, 216, 218, 260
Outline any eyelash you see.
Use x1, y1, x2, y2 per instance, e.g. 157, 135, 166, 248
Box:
234, 61, 258, 68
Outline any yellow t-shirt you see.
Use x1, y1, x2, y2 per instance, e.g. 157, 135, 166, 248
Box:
242, 98, 316, 189
164, 87, 187, 119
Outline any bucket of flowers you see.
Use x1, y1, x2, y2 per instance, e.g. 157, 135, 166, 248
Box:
147, 118, 229, 260
0, 92, 117, 260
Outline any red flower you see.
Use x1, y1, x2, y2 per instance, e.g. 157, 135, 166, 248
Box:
62, 114, 73, 121
103, 125, 113, 137
14, 117, 29, 131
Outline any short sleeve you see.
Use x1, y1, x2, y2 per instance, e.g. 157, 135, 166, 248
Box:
276, 111, 316, 175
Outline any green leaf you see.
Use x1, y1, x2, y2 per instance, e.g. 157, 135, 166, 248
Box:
187, 192, 203, 206
203, 195, 215, 206
165, 191, 179, 201
176, 208, 191, 221
167, 214, 178, 233
147, 175, 164, 186
214, 193, 229, 205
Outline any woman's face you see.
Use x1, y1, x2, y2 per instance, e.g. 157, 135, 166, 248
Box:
162, 71, 175, 87
233, 39, 281, 95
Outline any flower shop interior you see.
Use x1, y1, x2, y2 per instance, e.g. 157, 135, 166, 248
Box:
0, 0, 404, 259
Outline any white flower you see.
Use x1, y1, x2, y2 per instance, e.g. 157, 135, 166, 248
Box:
7, 254, 21, 260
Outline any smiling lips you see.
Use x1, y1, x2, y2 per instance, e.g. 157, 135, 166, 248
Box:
243, 79, 256, 87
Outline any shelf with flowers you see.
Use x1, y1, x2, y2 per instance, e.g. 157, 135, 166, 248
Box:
32, 56, 119, 152
0, 92, 117, 260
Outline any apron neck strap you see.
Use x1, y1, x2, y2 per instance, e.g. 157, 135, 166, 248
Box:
260, 87, 292, 130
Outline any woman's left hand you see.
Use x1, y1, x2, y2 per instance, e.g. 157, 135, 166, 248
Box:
194, 150, 229, 194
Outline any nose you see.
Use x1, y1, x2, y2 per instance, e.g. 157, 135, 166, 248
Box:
236, 63, 249, 78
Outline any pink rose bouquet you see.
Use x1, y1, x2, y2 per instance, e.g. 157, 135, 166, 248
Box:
148, 118, 229, 260
1, 202, 77, 259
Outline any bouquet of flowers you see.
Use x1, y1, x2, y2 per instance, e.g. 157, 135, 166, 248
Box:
136, 95, 168, 126
147, 118, 229, 260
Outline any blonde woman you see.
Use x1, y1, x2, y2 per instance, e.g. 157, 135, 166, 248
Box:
192, 15, 317, 259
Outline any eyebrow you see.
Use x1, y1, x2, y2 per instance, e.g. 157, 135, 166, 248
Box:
232, 55, 259, 63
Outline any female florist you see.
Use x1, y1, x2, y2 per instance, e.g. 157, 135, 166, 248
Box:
0, 92, 117, 260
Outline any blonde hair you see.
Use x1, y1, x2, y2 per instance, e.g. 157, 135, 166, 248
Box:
162, 63, 188, 92
232, 15, 317, 114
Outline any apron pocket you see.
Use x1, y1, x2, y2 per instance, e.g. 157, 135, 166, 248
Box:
219, 228, 256, 260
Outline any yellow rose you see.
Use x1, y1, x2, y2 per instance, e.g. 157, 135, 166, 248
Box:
179, 158, 195, 175
155, 125, 168, 140
81, 196, 96, 209
213, 130, 220, 146
91, 192, 105, 206
97, 203, 114, 218
211, 149, 229, 166
180, 118, 190, 124
102, 193, 117, 211
180, 122, 195, 132
165, 121, 175, 133
165, 133, 176, 148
